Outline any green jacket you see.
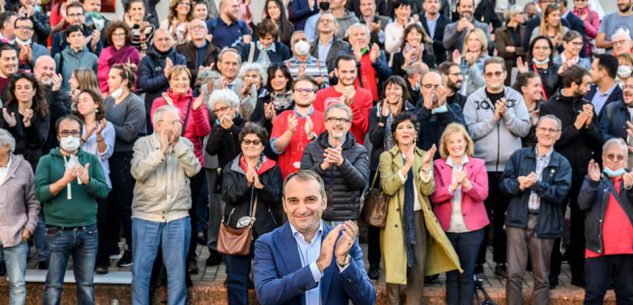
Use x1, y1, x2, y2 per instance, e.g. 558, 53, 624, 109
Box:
34, 148, 109, 227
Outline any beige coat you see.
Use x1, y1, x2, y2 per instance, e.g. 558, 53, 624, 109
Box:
379, 146, 462, 285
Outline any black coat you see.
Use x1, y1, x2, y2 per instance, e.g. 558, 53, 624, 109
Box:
300, 132, 370, 221
367, 102, 416, 171
238, 41, 292, 65
419, 13, 451, 65
138, 46, 187, 114
205, 116, 244, 169
416, 99, 466, 155
176, 40, 220, 86
42, 87, 71, 154
539, 92, 602, 175
578, 175, 633, 254
0, 102, 50, 170
222, 156, 283, 238
500, 147, 572, 238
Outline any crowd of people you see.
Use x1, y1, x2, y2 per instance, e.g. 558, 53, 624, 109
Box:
0, 0, 632, 304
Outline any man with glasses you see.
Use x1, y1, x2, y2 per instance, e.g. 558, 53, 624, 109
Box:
599, 77, 633, 168
34, 114, 109, 305
50, 2, 101, 57
130, 105, 201, 305
539, 65, 601, 288
500, 114, 572, 305
310, 13, 351, 73
611, 28, 633, 56
416, 70, 465, 154
596, 0, 633, 52
14, 17, 48, 71
463, 56, 530, 277
208, 0, 251, 48
301, 103, 369, 225
176, 18, 219, 87
314, 54, 372, 145
15, 0, 51, 46
271, 75, 326, 179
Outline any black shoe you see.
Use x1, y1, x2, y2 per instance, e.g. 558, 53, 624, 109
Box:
188, 261, 199, 274
571, 278, 586, 288
206, 249, 222, 266
0, 261, 5, 276
494, 263, 507, 278
117, 250, 133, 268
95, 265, 109, 274
197, 232, 207, 245
424, 274, 439, 284
38, 261, 48, 270
549, 278, 559, 289
368, 265, 380, 280
474, 264, 484, 275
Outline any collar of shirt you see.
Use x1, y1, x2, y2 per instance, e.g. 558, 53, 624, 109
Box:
598, 83, 618, 97
535, 146, 554, 160
561, 10, 570, 19
289, 221, 324, 247
446, 155, 469, 168
257, 41, 276, 52
223, 78, 237, 90
293, 106, 315, 118
425, 13, 440, 22
318, 38, 333, 49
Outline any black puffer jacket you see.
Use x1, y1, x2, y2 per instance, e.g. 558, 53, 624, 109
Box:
221, 156, 283, 238
206, 116, 245, 169
300, 132, 370, 221
578, 175, 633, 255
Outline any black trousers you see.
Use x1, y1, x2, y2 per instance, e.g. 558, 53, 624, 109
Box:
367, 170, 381, 267
477, 171, 508, 266
106, 151, 135, 253
584, 255, 633, 305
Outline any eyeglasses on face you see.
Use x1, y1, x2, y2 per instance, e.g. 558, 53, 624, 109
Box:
294, 88, 315, 94
421, 83, 441, 90
326, 117, 351, 124
484, 71, 504, 78
536, 127, 560, 133
242, 139, 262, 146
59, 130, 81, 137
606, 154, 626, 162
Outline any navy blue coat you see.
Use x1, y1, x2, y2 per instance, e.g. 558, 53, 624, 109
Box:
587, 84, 624, 118
500, 147, 572, 238
598, 100, 629, 142
138, 46, 187, 112
238, 41, 292, 65
254, 222, 376, 305
419, 13, 451, 65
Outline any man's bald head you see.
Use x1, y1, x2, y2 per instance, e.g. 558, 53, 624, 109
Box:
34, 55, 56, 86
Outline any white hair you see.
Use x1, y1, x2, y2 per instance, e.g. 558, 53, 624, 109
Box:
238, 62, 267, 86
0, 128, 15, 153
612, 27, 632, 41
208, 89, 240, 110
346, 23, 370, 39
152, 105, 181, 126
602, 138, 628, 156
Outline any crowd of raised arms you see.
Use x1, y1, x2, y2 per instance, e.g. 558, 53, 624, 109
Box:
0, 0, 632, 304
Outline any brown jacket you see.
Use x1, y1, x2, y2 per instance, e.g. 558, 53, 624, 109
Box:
176, 39, 220, 85
495, 25, 527, 83
0, 154, 40, 248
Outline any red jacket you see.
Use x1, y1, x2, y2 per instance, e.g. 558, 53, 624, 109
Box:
314, 86, 372, 145
430, 157, 490, 231
150, 89, 211, 166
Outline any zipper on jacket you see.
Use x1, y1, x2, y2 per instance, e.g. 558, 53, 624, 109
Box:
598, 186, 608, 254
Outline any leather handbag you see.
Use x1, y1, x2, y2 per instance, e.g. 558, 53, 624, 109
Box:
217, 192, 258, 256
362, 172, 389, 228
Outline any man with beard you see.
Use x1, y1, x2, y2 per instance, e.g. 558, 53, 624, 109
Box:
0, 44, 18, 97
208, 0, 252, 48
301, 103, 369, 224
599, 77, 633, 167
420, 0, 451, 65
587, 54, 622, 116
314, 54, 372, 145
416, 70, 465, 155
596, 0, 633, 52
271, 75, 326, 179
539, 65, 602, 288
438, 61, 466, 109
14, 17, 48, 71
358, 0, 390, 48
442, 0, 491, 53
347, 23, 391, 103
463, 57, 530, 276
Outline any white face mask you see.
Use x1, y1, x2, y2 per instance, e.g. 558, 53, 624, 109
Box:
59, 136, 81, 152
618, 65, 632, 79
110, 86, 123, 99
532, 57, 550, 65
294, 40, 311, 56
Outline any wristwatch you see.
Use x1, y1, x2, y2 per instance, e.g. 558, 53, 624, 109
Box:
337, 254, 351, 268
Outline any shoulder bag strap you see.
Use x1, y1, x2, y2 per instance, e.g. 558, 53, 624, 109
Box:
181, 99, 192, 136
248, 42, 256, 63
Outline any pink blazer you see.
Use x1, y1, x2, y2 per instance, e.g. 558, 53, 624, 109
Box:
430, 157, 490, 232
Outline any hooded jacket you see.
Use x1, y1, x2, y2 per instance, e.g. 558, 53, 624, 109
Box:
463, 86, 531, 172
138, 46, 187, 112
300, 131, 369, 221
54, 46, 98, 91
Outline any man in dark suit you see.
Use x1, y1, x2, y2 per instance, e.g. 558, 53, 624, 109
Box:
587, 54, 623, 117
420, 0, 451, 65
254, 170, 376, 305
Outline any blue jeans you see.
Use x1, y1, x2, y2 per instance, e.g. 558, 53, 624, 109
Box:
132, 217, 191, 305
44, 223, 98, 305
225, 254, 252, 305
1, 241, 28, 305
446, 229, 485, 305
34, 215, 47, 262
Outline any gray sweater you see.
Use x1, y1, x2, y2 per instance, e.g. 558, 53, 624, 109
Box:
103, 93, 147, 153
463, 86, 530, 172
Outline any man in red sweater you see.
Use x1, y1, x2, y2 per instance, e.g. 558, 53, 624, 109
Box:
314, 54, 372, 145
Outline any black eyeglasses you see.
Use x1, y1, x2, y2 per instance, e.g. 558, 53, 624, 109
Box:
242, 139, 262, 146
326, 117, 351, 124
421, 84, 441, 90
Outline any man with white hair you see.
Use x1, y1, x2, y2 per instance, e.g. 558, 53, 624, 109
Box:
612, 28, 633, 56
595, 0, 633, 52
285, 31, 330, 87
0, 128, 40, 305
578, 137, 633, 304
176, 19, 220, 86
347, 23, 391, 103
130, 105, 201, 305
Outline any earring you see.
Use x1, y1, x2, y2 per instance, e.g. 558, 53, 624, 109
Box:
95, 109, 99, 113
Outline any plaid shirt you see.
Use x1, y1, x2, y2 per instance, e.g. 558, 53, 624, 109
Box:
528, 147, 553, 211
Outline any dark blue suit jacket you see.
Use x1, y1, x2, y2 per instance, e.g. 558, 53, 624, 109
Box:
419, 13, 451, 65
254, 222, 376, 305
586, 84, 624, 118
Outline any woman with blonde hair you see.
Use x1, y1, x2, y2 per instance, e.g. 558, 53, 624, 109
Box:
456, 28, 489, 96
531, 4, 568, 54
431, 123, 489, 305
69, 68, 100, 104
160, 0, 194, 45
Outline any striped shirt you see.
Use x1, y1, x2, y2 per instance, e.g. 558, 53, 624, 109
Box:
285, 56, 329, 87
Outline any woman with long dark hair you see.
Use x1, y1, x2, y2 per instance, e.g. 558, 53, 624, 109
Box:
512, 72, 544, 148
250, 64, 293, 132
124, 0, 156, 54
0, 73, 49, 170
391, 23, 435, 76
518, 36, 561, 100
260, 0, 294, 46
160, 0, 194, 45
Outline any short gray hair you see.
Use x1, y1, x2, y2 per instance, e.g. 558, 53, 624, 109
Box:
208, 89, 240, 110
537, 114, 562, 131
325, 103, 353, 120
406, 62, 427, 77
238, 62, 267, 86
602, 138, 628, 156
0, 128, 15, 153
152, 105, 180, 126
346, 23, 370, 38
218, 48, 242, 64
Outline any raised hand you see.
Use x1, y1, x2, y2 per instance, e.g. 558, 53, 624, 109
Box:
370, 43, 380, 63
96, 119, 107, 135
316, 224, 342, 272
264, 102, 276, 120
624, 172, 633, 189
22, 108, 34, 128
2, 108, 17, 127
75, 163, 90, 184
334, 221, 359, 264
161, 92, 174, 105
164, 57, 174, 78
193, 94, 205, 110
220, 115, 234, 130
52, 73, 63, 92
159, 129, 171, 154
516, 57, 529, 73
422, 144, 436, 169
304, 115, 313, 136
287, 114, 298, 133
587, 159, 601, 182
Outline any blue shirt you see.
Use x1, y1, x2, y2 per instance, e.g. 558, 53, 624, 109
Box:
290, 221, 324, 305
425, 14, 439, 39
208, 17, 252, 48
317, 38, 333, 64
196, 40, 207, 69
592, 83, 618, 115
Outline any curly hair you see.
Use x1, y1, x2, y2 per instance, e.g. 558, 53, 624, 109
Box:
73, 89, 106, 121
167, 0, 194, 23
105, 20, 132, 46
6, 73, 48, 118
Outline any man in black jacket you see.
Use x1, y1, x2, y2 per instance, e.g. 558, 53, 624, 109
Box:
300, 103, 369, 223
176, 19, 219, 88
539, 65, 602, 288
578, 138, 633, 305
500, 114, 572, 305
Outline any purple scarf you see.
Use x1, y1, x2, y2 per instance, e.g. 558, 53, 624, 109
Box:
107, 45, 140, 67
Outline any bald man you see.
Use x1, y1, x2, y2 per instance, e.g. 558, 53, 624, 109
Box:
35, 55, 71, 153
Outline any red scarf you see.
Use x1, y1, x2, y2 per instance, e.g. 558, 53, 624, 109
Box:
239, 154, 276, 175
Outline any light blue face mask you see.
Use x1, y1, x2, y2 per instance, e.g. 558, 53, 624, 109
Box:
603, 167, 627, 178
